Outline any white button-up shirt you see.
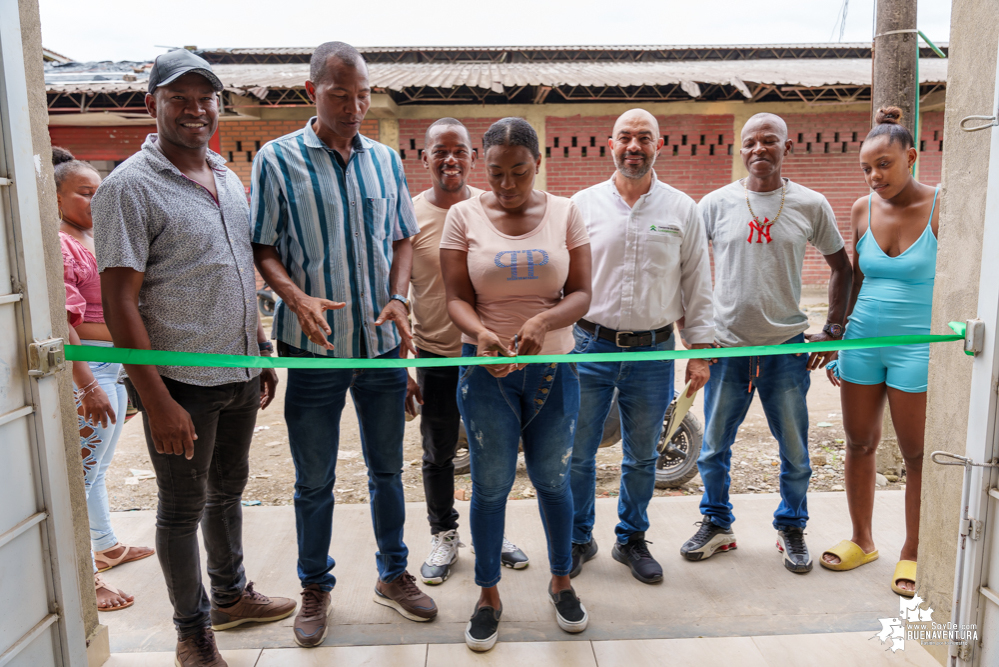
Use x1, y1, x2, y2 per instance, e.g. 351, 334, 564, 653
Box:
570, 172, 714, 344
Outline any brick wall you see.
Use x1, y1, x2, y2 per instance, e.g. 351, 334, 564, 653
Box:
49, 125, 152, 161
397, 117, 504, 195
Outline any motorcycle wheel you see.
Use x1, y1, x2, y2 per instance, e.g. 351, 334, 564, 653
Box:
654, 409, 703, 489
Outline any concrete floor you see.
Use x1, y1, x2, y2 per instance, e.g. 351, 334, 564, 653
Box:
99, 491, 936, 663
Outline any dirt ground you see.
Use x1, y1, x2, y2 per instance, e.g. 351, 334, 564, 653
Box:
103, 293, 906, 513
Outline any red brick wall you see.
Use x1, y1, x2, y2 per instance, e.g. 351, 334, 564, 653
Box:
49, 125, 153, 161
397, 117, 504, 196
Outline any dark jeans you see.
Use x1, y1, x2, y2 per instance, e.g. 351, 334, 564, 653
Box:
280, 342, 409, 591
457, 344, 579, 587
416, 349, 461, 535
132, 375, 259, 638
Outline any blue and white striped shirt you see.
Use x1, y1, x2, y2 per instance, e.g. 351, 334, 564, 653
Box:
250, 118, 419, 358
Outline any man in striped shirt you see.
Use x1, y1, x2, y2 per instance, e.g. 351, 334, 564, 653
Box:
251, 41, 437, 647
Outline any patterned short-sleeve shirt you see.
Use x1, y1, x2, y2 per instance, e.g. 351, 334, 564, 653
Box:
92, 134, 260, 387
250, 119, 420, 358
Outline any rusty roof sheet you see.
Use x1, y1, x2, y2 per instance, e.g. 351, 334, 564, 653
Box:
44, 58, 948, 96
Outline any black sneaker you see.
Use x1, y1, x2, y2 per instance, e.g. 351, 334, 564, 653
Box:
611, 532, 663, 584
465, 604, 502, 652
680, 518, 737, 562
569, 539, 598, 578
548, 585, 588, 633
471, 537, 529, 570
776, 527, 813, 573
420, 529, 464, 585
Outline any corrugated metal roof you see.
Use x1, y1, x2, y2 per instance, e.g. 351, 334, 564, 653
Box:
45, 59, 947, 96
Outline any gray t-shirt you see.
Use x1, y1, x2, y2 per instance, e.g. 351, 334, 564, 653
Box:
699, 178, 844, 347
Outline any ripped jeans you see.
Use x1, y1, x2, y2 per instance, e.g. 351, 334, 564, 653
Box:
74, 341, 128, 566
457, 344, 579, 587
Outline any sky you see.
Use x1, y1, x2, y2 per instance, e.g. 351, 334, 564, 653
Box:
40, 0, 952, 63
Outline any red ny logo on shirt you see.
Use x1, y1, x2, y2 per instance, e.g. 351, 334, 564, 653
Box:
747, 218, 772, 244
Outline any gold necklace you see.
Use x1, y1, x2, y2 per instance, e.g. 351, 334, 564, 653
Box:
743, 178, 786, 228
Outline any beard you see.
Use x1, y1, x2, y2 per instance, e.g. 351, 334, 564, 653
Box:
614, 150, 656, 180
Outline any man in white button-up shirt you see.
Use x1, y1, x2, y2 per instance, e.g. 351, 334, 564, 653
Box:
567, 109, 715, 584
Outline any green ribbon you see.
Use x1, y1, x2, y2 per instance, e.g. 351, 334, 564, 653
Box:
64, 322, 967, 370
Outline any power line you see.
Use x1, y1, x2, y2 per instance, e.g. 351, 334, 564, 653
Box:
830, 0, 851, 41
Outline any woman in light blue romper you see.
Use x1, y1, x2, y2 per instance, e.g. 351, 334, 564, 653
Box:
819, 108, 940, 598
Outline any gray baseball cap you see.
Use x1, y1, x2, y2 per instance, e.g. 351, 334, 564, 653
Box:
147, 49, 223, 94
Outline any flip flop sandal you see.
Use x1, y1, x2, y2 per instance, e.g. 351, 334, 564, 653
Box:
892, 560, 917, 598
94, 544, 155, 572
819, 539, 879, 571
95, 574, 134, 612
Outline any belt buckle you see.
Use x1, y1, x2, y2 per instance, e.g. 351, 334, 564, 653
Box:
615, 330, 634, 347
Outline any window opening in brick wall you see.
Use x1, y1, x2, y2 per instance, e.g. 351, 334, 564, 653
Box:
599, 146, 605, 157
691, 145, 697, 156
582, 147, 587, 157
852, 132, 858, 142
709, 144, 715, 156
663, 135, 669, 145
718, 134, 724, 145
246, 151, 252, 162
400, 149, 406, 159
727, 144, 732, 155
797, 133, 803, 144
554, 137, 559, 148
255, 140, 261, 151
816, 133, 822, 142
920, 140, 926, 152
939, 140, 944, 151
834, 132, 840, 142
545, 147, 551, 158
571, 137, 577, 147
564, 147, 569, 158
824, 142, 830, 153
805, 143, 812, 153
700, 135, 706, 145
672, 145, 679, 156
236, 141, 242, 152
681, 135, 687, 145
410, 139, 416, 150
417, 149, 423, 159
589, 136, 596, 147
842, 142, 848, 153
228, 151, 234, 163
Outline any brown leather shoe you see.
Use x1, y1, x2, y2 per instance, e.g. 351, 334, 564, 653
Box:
373, 571, 438, 622
175, 627, 227, 667
293, 584, 332, 648
210, 581, 296, 630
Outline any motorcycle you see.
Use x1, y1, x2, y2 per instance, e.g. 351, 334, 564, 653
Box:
448, 388, 702, 489
257, 285, 276, 317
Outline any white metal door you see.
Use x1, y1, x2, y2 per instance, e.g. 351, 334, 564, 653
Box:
952, 35, 999, 667
0, 4, 87, 666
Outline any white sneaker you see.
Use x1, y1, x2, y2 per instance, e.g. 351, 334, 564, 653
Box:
470, 536, 530, 569
420, 529, 464, 585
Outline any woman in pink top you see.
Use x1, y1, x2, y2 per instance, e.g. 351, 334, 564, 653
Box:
440, 118, 592, 651
57, 157, 153, 611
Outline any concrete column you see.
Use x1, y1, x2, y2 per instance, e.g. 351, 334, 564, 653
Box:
379, 118, 400, 154
872, 0, 919, 134
525, 107, 548, 191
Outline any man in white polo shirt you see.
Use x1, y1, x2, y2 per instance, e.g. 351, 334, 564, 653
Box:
568, 108, 715, 584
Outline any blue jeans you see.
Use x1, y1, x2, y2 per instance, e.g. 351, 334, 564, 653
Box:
74, 341, 128, 564
699, 334, 811, 530
282, 343, 409, 591
457, 344, 579, 587
570, 326, 675, 545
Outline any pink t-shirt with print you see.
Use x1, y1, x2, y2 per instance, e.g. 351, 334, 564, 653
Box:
440, 192, 590, 355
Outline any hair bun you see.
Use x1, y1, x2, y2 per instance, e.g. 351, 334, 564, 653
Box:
875, 106, 903, 125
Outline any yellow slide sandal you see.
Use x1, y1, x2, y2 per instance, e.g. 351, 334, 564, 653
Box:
892, 560, 917, 598
819, 540, 879, 571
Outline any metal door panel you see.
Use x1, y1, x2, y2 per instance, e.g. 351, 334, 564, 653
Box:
0, 302, 26, 415
0, 528, 55, 653
7, 627, 57, 667
0, 419, 38, 537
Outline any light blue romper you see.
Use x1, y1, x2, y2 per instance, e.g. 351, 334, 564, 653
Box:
834, 187, 939, 393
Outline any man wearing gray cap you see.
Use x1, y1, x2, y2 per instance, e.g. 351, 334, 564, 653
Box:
94, 49, 295, 667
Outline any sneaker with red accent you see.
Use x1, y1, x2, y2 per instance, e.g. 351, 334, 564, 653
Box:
680, 518, 737, 561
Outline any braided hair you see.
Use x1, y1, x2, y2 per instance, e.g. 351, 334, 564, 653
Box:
482, 117, 540, 160
866, 106, 914, 149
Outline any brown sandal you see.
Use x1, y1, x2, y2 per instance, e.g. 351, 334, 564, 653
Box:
95, 574, 134, 611
94, 543, 155, 572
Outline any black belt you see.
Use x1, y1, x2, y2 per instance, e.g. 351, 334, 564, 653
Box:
577, 319, 674, 348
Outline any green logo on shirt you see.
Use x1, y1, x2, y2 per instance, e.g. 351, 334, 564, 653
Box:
648, 224, 680, 236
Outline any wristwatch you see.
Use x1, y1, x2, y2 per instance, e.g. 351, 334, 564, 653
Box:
823, 323, 845, 339
258, 340, 274, 353
390, 294, 411, 313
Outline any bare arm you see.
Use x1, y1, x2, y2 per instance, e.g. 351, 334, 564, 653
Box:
252, 243, 344, 351
805, 247, 853, 371
68, 324, 116, 430
101, 266, 198, 458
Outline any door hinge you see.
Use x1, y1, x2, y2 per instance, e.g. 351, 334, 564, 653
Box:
28, 338, 66, 377
960, 517, 984, 541
958, 642, 973, 661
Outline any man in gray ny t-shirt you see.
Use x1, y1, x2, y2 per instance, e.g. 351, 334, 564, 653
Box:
680, 113, 852, 575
